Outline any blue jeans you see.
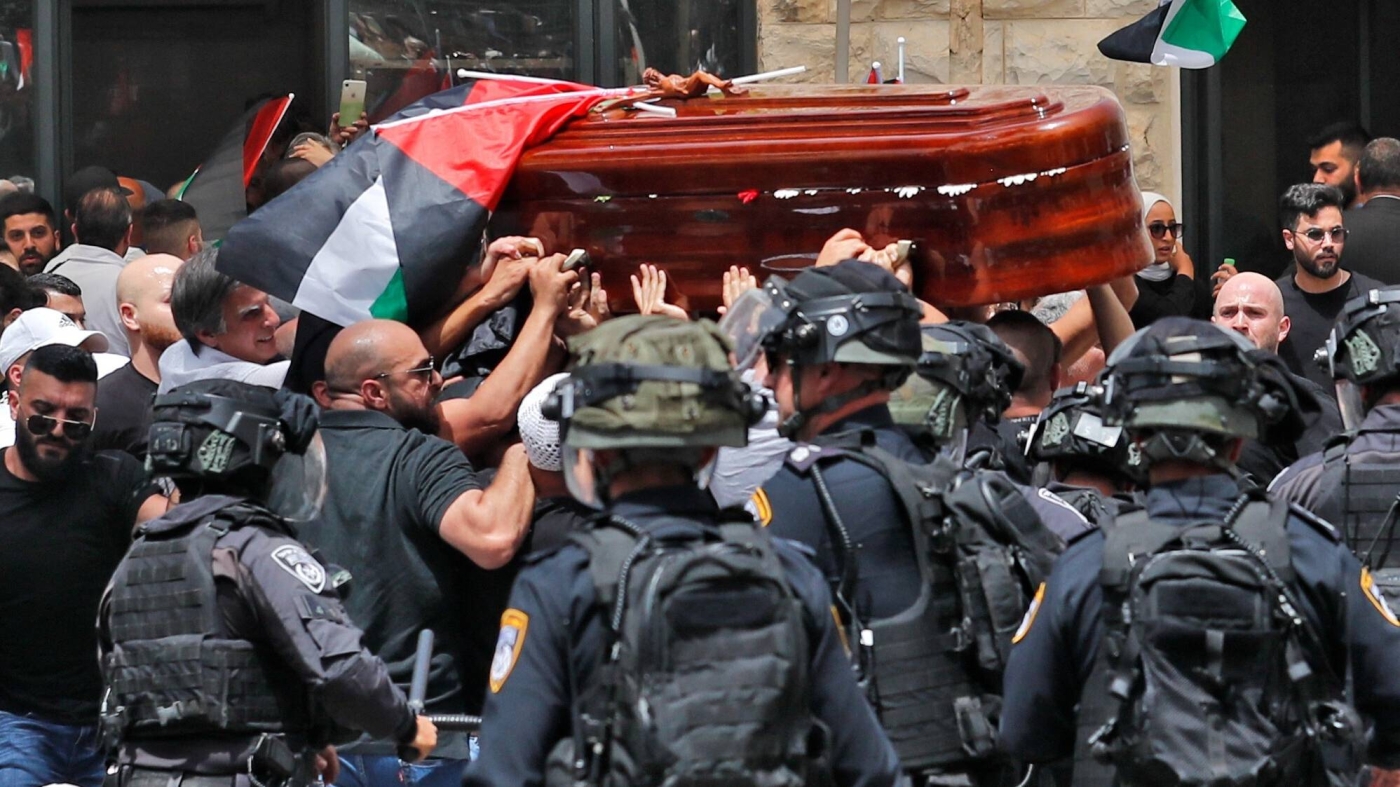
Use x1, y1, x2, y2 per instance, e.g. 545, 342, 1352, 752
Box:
333, 755, 468, 787
0, 710, 105, 787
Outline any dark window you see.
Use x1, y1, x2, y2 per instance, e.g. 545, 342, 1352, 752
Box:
0, 0, 35, 183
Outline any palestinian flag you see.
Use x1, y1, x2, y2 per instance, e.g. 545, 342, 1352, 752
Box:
179, 94, 294, 241
1097, 0, 1246, 69
216, 77, 626, 327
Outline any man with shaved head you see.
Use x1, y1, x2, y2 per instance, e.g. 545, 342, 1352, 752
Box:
301, 319, 535, 786
91, 254, 183, 458
1212, 271, 1343, 485
1212, 271, 1292, 353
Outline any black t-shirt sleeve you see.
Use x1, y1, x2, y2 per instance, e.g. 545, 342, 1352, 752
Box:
405, 436, 485, 534
97, 451, 161, 542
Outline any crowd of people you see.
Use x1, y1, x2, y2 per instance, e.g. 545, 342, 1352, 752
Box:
3, 111, 1400, 787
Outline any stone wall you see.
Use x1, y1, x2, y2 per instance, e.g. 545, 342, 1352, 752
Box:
757, 0, 1177, 196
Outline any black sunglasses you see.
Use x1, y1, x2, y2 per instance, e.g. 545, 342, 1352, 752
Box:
1292, 226, 1348, 243
373, 357, 436, 381
1147, 221, 1185, 239
25, 412, 95, 440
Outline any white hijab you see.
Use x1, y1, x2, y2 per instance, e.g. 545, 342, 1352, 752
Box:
1138, 191, 1175, 282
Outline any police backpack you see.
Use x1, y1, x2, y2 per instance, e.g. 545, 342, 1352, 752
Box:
555, 510, 822, 787
1077, 492, 1362, 787
799, 434, 1062, 773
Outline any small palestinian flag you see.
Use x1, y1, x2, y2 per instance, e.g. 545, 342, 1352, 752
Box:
1098, 0, 1246, 69
217, 77, 625, 327
179, 94, 294, 241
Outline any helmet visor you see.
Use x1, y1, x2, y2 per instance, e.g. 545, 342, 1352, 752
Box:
266, 432, 328, 523
1336, 378, 1368, 431
718, 286, 787, 372
563, 445, 604, 510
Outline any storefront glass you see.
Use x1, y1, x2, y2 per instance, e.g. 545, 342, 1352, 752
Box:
609, 0, 745, 86
0, 0, 35, 185
349, 0, 577, 121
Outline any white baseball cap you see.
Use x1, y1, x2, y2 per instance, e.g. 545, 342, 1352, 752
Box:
518, 372, 570, 471
0, 308, 110, 374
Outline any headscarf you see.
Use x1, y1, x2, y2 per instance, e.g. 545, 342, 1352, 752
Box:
1138, 191, 1175, 282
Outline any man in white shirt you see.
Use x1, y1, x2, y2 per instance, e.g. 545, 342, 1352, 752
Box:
158, 247, 288, 392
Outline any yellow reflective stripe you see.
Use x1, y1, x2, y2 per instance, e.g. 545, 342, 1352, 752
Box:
751, 488, 773, 527
1012, 582, 1046, 644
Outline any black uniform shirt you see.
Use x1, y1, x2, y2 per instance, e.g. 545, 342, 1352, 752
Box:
91, 363, 159, 459
0, 449, 157, 723
463, 485, 902, 787
295, 409, 484, 757
758, 406, 930, 618
1277, 271, 1385, 391
1000, 474, 1400, 769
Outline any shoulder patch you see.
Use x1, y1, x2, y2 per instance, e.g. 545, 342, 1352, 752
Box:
271, 544, 327, 593
1361, 568, 1400, 627
750, 488, 773, 527
489, 608, 530, 693
1012, 582, 1046, 644
295, 593, 344, 623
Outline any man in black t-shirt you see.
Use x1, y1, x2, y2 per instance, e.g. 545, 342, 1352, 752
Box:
302, 320, 536, 787
0, 345, 166, 787
92, 254, 184, 459
1274, 183, 1385, 391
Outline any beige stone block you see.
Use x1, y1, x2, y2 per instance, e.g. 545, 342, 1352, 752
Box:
984, 0, 1085, 19
869, 21, 951, 83
759, 23, 839, 82
1003, 19, 1121, 87
765, 0, 831, 24
984, 20, 1006, 84
1125, 102, 1171, 192
877, 0, 952, 19
1115, 61, 1166, 104
1085, 0, 1161, 18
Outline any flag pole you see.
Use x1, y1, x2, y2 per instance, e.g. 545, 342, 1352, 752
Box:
835, 0, 851, 83
897, 37, 906, 83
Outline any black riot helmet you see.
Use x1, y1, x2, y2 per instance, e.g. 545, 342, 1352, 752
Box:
757, 260, 922, 437
1317, 286, 1400, 429
1100, 317, 1303, 472
148, 380, 325, 518
890, 321, 1025, 442
1026, 382, 1145, 486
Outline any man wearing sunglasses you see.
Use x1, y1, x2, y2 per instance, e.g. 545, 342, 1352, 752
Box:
0, 345, 168, 787
303, 319, 536, 787
1275, 183, 1384, 392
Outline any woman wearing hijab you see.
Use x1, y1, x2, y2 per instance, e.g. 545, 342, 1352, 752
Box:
1128, 191, 1202, 328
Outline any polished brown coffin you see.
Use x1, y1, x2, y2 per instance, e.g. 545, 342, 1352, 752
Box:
492, 83, 1153, 312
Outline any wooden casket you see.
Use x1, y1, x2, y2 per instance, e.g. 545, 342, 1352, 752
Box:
493, 83, 1152, 313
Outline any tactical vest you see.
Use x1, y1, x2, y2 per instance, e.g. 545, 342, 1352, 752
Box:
1314, 438, 1400, 596
1072, 493, 1361, 787
555, 510, 819, 787
798, 430, 1062, 775
100, 495, 307, 742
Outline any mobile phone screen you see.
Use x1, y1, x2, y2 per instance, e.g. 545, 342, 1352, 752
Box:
339, 80, 367, 124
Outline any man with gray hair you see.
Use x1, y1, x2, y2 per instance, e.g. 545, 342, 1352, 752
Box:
157, 247, 287, 392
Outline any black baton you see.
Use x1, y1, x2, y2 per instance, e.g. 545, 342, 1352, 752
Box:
398, 629, 436, 761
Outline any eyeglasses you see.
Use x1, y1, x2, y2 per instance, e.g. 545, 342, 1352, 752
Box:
25, 412, 95, 440
372, 357, 436, 382
1147, 222, 1185, 239
1292, 226, 1348, 243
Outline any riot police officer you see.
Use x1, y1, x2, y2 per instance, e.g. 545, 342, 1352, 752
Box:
1000, 317, 1400, 787
1272, 286, 1400, 585
98, 380, 436, 787
464, 315, 900, 787
751, 262, 1072, 786
1023, 382, 1144, 527
889, 320, 1024, 470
